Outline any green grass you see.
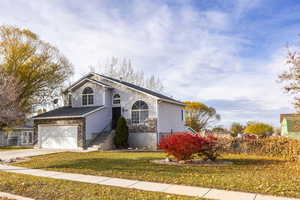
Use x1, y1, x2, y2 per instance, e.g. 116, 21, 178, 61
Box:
0, 146, 32, 151
0, 171, 203, 200
15, 152, 300, 198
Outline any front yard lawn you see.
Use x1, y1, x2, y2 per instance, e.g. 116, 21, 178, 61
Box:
0, 146, 32, 151
0, 171, 202, 200
15, 152, 300, 198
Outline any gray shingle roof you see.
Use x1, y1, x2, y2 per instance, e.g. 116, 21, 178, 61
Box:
33, 106, 103, 119
85, 78, 112, 87
97, 74, 184, 105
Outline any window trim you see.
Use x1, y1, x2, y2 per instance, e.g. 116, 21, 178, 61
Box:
22, 131, 33, 144
82, 87, 94, 106
112, 93, 121, 105
131, 100, 149, 124
68, 94, 72, 107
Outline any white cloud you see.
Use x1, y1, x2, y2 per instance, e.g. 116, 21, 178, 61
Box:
0, 0, 296, 126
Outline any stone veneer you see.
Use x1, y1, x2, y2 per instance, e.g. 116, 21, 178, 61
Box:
33, 118, 86, 149
126, 118, 157, 133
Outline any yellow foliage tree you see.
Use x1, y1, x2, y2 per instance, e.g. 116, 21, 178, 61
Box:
184, 101, 220, 132
0, 25, 73, 113
244, 122, 273, 136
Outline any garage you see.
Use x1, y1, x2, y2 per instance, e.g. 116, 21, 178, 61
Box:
39, 125, 78, 149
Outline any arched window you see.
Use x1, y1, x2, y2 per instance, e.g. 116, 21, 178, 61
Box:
131, 100, 149, 124
113, 94, 121, 105
82, 87, 94, 106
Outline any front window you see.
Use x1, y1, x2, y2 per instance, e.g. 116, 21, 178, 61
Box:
82, 87, 94, 106
113, 94, 121, 105
131, 100, 149, 124
22, 131, 33, 144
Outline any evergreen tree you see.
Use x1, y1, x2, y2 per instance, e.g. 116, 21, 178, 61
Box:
114, 116, 129, 148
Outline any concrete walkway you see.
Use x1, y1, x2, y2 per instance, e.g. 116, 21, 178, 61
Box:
0, 164, 298, 200
0, 149, 64, 161
0, 191, 34, 200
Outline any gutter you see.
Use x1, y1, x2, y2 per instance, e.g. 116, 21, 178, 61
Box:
158, 99, 186, 107
33, 107, 105, 120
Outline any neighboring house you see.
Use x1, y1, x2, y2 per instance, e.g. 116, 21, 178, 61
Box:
280, 114, 300, 139
32, 72, 186, 150
0, 121, 34, 147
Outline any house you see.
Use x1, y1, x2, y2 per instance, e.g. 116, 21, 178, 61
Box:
0, 121, 34, 147
280, 114, 300, 139
32, 72, 186, 150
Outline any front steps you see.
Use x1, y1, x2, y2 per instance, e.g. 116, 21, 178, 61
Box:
87, 130, 115, 151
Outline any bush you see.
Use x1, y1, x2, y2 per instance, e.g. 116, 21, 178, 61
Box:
219, 137, 300, 161
113, 117, 129, 148
244, 122, 273, 136
197, 134, 220, 161
159, 133, 220, 161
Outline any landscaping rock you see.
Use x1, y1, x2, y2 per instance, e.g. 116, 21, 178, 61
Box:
151, 159, 233, 166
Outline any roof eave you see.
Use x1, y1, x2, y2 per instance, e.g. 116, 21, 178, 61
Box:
33, 106, 104, 120
63, 74, 113, 93
158, 98, 186, 106
33, 116, 83, 120
93, 72, 183, 104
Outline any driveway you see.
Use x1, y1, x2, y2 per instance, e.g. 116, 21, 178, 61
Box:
0, 149, 64, 161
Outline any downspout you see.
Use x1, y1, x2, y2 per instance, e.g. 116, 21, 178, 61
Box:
156, 100, 160, 148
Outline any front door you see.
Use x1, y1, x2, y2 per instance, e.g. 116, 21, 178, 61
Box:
112, 107, 121, 129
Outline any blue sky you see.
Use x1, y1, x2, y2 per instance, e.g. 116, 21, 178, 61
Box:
0, 0, 299, 127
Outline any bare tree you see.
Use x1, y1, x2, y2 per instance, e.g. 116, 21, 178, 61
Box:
0, 67, 24, 128
279, 47, 300, 109
98, 57, 164, 92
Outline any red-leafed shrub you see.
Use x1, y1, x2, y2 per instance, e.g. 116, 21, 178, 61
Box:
159, 133, 219, 161
197, 134, 220, 161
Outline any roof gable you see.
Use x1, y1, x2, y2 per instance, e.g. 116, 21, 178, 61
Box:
65, 77, 113, 92
92, 73, 185, 106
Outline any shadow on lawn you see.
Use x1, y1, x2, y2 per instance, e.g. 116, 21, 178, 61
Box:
34, 155, 286, 176
40, 157, 186, 173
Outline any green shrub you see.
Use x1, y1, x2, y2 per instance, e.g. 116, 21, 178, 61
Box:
113, 116, 129, 148
218, 137, 300, 161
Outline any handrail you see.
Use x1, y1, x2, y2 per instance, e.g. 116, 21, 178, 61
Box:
89, 121, 112, 145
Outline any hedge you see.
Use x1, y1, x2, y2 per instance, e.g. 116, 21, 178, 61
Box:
218, 136, 300, 161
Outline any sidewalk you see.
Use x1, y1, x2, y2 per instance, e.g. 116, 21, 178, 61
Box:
0, 164, 298, 200
0, 191, 34, 200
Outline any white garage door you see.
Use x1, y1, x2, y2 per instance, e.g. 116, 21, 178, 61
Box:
39, 125, 78, 149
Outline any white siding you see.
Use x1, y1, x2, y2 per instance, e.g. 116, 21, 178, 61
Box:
85, 107, 112, 141
157, 101, 185, 133
0, 132, 6, 146
128, 132, 157, 150
92, 75, 157, 120
71, 82, 105, 107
